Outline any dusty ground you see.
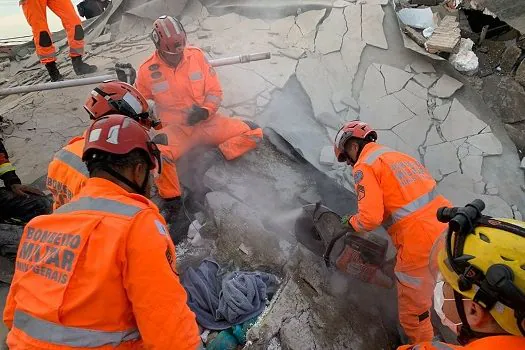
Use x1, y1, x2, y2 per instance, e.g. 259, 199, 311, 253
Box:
0, 0, 524, 348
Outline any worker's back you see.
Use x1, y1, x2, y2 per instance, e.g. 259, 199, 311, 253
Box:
47, 136, 88, 209
4, 177, 200, 349
353, 142, 450, 271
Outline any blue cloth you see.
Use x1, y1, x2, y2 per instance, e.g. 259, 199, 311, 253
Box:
181, 259, 279, 330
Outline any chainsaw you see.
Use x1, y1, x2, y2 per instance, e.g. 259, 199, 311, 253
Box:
295, 202, 395, 289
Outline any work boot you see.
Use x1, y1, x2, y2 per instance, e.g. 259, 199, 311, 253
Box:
71, 56, 98, 76
44, 62, 63, 82
160, 197, 192, 244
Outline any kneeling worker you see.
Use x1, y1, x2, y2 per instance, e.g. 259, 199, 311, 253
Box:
334, 121, 452, 343
399, 201, 525, 349
4, 115, 200, 349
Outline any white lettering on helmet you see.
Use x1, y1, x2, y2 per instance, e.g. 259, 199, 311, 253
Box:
106, 125, 120, 145
88, 128, 102, 142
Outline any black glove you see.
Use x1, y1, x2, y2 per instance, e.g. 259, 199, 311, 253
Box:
187, 105, 209, 126
115, 63, 136, 85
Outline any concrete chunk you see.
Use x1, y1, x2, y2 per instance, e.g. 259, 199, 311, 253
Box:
340, 94, 359, 110
297, 56, 335, 117
500, 45, 521, 73
359, 64, 387, 107
380, 64, 414, 94
269, 16, 295, 36
296, 9, 326, 35
461, 155, 483, 183
316, 8, 346, 54
413, 73, 439, 88
429, 74, 463, 98
441, 99, 487, 141
320, 146, 337, 165
360, 94, 414, 130
432, 102, 451, 121
362, 5, 388, 50
279, 48, 305, 60
394, 89, 428, 116
424, 142, 460, 178
405, 80, 428, 100
393, 115, 432, 149
466, 133, 503, 156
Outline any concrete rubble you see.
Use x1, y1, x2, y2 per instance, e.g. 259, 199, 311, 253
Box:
1, 0, 525, 347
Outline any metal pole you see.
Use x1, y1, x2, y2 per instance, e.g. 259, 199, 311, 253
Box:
0, 52, 272, 97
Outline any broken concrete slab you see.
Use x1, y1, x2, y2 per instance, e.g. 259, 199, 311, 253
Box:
485, 182, 499, 196
343, 4, 362, 42
362, 5, 388, 50
424, 141, 460, 179
466, 133, 503, 156
360, 94, 414, 130
331, 93, 348, 113
315, 8, 347, 55
376, 130, 420, 160
516, 59, 525, 87
201, 13, 241, 31
296, 55, 336, 117
482, 76, 525, 125
358, 64, 387, 107
340, 38, 366, 88
297, 9, 326, 35
239, 17, 269, 31
345, 107, 360, 121
432, 102, 451, 121
333, 0, 353, 7
405, 80, 428, 100
429, 74, 463, 98
425, 125, 445, 146
217, 65, 271, 107
279, 48, 305, 60
243, 54, 297, 90
340, 94, 359, 110
126, 0, 188, 21
393, 89, 428, 116
316, 112, 344, 129
392, 115, 432, 149
90, 33, 112, 46
413, 73, 439, 89
461, 155, 484, 183
441, 99, 488, 141
269, 16, 295, 36
181, 0, 208, 24
320, 146, 337, 165
380, 64, 414, 94
410, 59, 436, 73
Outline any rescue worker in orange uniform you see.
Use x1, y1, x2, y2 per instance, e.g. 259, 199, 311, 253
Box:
398, 200, 525, 349
4, 114, 201, 349
334, 121, 452, 344
20, 0, 97, 81
135, 16, 263, 224
46, 80, 166, 210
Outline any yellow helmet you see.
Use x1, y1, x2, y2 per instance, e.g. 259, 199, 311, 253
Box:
431, 200, 525, 336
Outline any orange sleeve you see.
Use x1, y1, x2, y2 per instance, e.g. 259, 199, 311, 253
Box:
349, 164, 384, 232
200, 55, 223, 116
134, 67, 153, 100
3, 281, 16, 329
155, 145, 181, 199
124, 210, 200, 349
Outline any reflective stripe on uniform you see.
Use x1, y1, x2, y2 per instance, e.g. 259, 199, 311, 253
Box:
0, 162, 16, 176
38, 52, 57, 60
363, 147, 394, 165
395, 271, 422, 287
431, 341, 455, 350
204, 94, 221, 105
55, 197, 141, 217
152, 81, 169, 93
383, 188, 438, 230
14, 309, 140, 347
54, 149, 89, 177
189, 71, 203, 81
70, 47, 84, 56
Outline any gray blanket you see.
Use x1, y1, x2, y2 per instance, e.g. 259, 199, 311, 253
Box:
181, 259, 279, 330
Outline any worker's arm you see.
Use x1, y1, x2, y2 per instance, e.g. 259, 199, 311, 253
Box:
0, 139, 21, 189
124, 210, 200, 349
3, 278, 17, 329
134, 67, 154, 100
349, 164, 385, 232
200, 54, 223, 116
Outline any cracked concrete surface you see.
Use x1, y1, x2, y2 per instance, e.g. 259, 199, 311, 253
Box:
1, 0, 525, 347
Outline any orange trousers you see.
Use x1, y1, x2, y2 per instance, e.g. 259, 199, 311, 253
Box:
22, 0, 84, 64
395, 266, 435, 344
155, 114, 263, 198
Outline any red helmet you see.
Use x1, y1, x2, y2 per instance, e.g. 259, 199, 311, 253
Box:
334, 121, 377, 162
151, 15, 186, 55
83, 80, 160, 129
82, 114, 162, 173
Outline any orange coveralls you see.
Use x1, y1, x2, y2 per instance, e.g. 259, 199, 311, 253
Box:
47, 133, 180, 209
21, 0, 85, 64
135, 47, 263, 199
398, 336, 525, 349
348, 142, 451, 343
4, 177, 200, 349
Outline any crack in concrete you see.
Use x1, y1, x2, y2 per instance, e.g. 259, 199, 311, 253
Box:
377, 65, 388, 96
438, 101, 453, 124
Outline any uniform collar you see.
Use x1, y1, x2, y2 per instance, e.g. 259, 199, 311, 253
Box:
356, 142, 381, 164
82, 177, 132, 197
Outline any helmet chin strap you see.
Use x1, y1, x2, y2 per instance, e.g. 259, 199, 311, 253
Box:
102, 166, 149, 196
454, 291, 506, 345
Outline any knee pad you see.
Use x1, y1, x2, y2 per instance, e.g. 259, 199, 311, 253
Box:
242, 119, 260, 130
74, 25, 84, 40
38, 31, 52, 47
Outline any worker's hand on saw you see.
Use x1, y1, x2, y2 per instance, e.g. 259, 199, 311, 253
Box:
115, 63, 137, 85
187, 105, 209, 126
340, 214, 352, 228
10, 184, 44, 197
